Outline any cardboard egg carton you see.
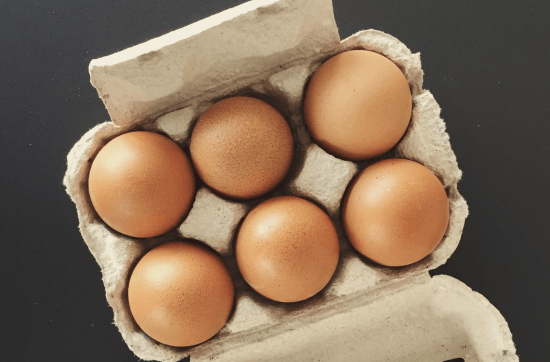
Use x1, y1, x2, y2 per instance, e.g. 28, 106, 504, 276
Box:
63, 0, 517, 360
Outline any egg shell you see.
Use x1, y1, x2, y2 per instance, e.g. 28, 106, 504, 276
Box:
342, 158, 450, 267
88, 131, 196, 238
235, 196, 340, 303
190, 97, 293, 200
63, 0, 516, 361
303, 50, 412, 160
128, 241, 234, 347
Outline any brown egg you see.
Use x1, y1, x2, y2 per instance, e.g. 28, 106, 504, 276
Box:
88, 131, 195, 238
128, 240, 234, 347
341, 159, 449, 267
235, 196, 339, 303
303, 50, 412, 160
190, 96, 293, 200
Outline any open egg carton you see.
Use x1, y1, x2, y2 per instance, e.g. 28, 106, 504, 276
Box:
63, 0, 517, 361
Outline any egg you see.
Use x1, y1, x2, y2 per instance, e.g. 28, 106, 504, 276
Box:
341, 159, 449, 267
303, 50, 412, 160
235, 196, 339, 303
128, 240, 234, 347
88, 131, 196, 238
190, 96, 293, 200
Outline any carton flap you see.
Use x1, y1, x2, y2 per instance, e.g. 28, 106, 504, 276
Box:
195, 275, 517, 362
89, 0, 340, 126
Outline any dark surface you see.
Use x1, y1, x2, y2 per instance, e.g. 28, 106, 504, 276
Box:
1, 0, 548, 361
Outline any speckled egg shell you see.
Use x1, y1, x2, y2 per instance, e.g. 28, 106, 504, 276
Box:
190, 97, 293, 200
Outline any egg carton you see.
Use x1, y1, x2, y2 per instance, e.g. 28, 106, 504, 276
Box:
63, 0, 517, 361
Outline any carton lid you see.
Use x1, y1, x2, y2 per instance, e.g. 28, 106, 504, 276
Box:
193, 275, 517, 361
89, 0, 340, 126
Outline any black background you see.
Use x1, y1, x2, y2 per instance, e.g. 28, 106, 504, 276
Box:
1, 0, 549, 361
